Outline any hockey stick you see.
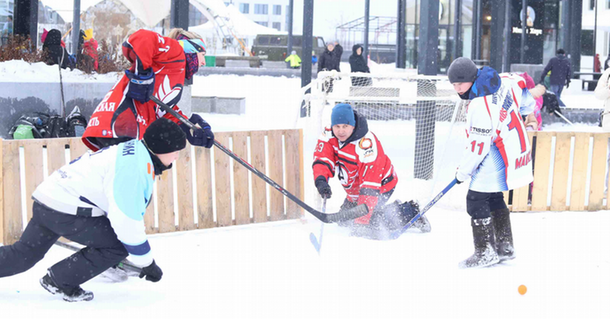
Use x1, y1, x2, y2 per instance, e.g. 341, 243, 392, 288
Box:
53, 240, 142, 273
389, 178, 458, 239
309, 198, 327, 254
554, 110, 574, 126
149, 95, 368, 223
58, 50, 66, 118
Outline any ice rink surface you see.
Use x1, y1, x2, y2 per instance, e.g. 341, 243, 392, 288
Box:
1, 209, 609, 319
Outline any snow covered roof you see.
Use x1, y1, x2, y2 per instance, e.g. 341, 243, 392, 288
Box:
39, 0, 257, 28
40, 0, 169, 26
190, 4, 286, 38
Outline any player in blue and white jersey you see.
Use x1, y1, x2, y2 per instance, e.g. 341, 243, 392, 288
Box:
0, 118, 186, 301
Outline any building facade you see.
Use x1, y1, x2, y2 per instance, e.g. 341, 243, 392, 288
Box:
225, 0, 288, 32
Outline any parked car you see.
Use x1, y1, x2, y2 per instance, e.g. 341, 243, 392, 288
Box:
251, 34, 326, 62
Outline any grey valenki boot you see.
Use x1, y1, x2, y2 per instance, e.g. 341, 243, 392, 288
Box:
492, 208, 515, 262
459, 217, 500, 268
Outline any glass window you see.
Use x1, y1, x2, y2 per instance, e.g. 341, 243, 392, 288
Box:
590, 0, 595, 10
254, 4, 268, 14
255, 21, 268, 27
269, 36, 282, 45
581, 30, 594, 56
272, 22, 281, 31
317, 38, 325, 48
293, 37, 302, 46
240, 3, 249, 14
273, 5, 281, 15
257, 36, 269, 45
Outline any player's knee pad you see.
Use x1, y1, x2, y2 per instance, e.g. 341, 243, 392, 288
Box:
466, 190, 492, 219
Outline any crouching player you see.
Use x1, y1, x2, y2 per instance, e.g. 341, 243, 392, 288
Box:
0, 118, 186, 301
312, 103, 431, 240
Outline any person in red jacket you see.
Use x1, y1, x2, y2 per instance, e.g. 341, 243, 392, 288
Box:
81, 29, 98, 71
313, 103, 431, 239
82, 28, 214, 152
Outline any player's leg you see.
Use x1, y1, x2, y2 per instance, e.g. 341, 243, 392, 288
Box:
490, 192, 514, 261
0, 202, 60, 277
38, 205, 128, 302
460, 190, 500, 268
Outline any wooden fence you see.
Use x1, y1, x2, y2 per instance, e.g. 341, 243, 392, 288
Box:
506, 131, 610, 212
0, 129, 303, 245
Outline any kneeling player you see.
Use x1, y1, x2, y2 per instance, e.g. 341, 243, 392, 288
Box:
312, 103, 431, 240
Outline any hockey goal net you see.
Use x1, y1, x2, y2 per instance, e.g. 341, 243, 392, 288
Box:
300, 71, 470, 211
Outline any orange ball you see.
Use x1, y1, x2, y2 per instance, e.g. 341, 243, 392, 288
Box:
518, 285, 527, 295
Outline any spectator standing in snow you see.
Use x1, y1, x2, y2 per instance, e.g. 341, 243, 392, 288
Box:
540, 49, 571, 107
349, 44, 371, 86
285, 50, 301, 69
80, 28, 99, 72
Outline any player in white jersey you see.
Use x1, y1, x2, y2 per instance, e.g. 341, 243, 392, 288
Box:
0, 118, 186, 302
447, 57, 534, 268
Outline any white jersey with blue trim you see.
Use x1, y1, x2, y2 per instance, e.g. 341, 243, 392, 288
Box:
456, 78, 534, 192
32, 139, 156, 267
499, 72, 536, 116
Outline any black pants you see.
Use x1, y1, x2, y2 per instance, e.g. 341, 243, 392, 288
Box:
466, 190, 507, 219
0, 201, 128, 289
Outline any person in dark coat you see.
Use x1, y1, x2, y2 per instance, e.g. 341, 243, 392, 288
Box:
318, 42, 340, 73
540, 48, 571, 107
604, 54, 610, 71
42, 29, 74, 70
333, 41, 343, 70
318, 43, 341, 93
349, 44, 371, 86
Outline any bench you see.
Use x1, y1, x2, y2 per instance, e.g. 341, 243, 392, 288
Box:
582, 79, 598, 91
574, 71, 602, 91
215, 56, 263, 68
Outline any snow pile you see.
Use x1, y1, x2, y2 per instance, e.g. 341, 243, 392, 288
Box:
0, 60, 121, 83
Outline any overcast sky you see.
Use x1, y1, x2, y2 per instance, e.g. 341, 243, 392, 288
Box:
39, 0, 401, 40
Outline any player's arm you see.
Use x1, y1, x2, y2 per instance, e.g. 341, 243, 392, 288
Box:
456, 102, 494, 183
122, 29, 163, 71
312, 129, 336, 198
312, 129, 336, 181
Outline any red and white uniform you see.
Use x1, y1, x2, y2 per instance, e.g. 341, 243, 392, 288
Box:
457, 75, 534, 192
313, 114, 398, 224
83, 29, 187, 151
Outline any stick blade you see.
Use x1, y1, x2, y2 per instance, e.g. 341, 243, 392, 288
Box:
309, 232, 321, 254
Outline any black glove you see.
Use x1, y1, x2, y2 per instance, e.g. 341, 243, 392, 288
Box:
566, 80, 570, 89
125, 67, 155, 103
543, 92, 561, 115
139, 260, 163, 282
180, 114, 214, 148
315, 176, 332, 199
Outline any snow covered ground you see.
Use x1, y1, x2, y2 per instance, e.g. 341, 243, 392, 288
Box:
1, 61, 609, 317
1, 210, 609, 318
